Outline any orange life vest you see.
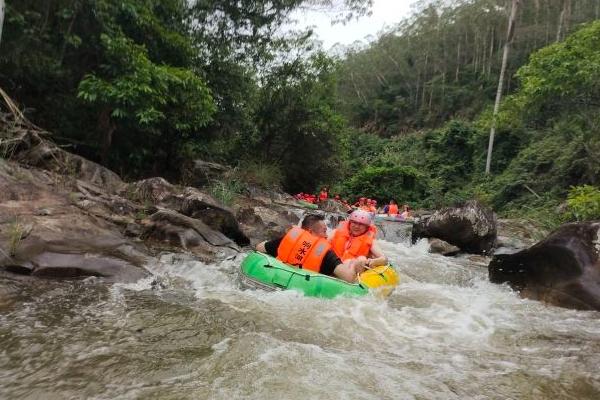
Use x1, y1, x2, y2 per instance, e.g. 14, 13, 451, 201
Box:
388, 204, 399, 215
277, 227, 331, 273
319, 191, 328, 201
330, 221, 376, 262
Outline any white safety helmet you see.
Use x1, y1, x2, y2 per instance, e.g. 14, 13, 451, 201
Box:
349, 209, 373, 225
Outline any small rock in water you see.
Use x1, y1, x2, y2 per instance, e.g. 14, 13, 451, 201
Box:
428, 238, 460, 256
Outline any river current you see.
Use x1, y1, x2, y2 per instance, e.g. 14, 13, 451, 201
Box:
1, 239, 599, 399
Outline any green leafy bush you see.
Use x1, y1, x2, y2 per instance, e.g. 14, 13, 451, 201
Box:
207, 179, 244, 206
234, 161, 283, 190
566, 185, 600, 222
340, 165, 426, 204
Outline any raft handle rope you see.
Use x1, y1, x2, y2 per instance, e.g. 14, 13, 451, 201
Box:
258, 252, 314, 282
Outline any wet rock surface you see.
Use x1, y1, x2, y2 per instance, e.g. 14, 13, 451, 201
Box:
233, 197, 301, 245
428, 238, 460, 256
182, 159, 231, 188
142, 210, 240, 262
0, 147, 251, 280
1, 236, 149, 282
495, 218, 548, 253
127, 179, 250, 246
0, 159, 149, 281
318, 199, 350, 214
413, 200, 497, 255
0, 137, 301, 281
489, 222, 600, 311
375, 220, 413, 244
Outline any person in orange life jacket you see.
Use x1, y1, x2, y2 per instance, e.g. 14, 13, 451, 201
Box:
362, 199, 374, 212
335, 194, 353, 212
329, 209, 388, 269
399, 204, 412, 219
353, 197, 366, 208
369, 199, 377, 213
387, 200, 399, 216
360, 198, 372, 211
255, 214, 367, 283
318, 186, 329, 202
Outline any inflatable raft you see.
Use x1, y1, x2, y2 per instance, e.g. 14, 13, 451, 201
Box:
297, 200, 318, 209
374, 214, 415, 223
240, 251, 399, 299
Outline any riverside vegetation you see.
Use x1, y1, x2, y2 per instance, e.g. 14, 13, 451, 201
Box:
1, 0, 599, 228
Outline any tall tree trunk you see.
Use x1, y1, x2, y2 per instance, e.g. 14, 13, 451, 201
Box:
485, 0, 520, 175
59, 7, 78, 65
455, 40, 461, 82
421, 54, 429, 109
533, 0, 540, 49
382, 50, 414, 99
482, 31, 489, 76
0, 0, 5, 48
350, 72, 367, 107
545, 0, 550, 44
487, 27, 495, 77
428, 75, 434, 113
556, 0, 572, 42
473, 33, 479, 72
98, 108, 116, 165
415, 72, 421, 107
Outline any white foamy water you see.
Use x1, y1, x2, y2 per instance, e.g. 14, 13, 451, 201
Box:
1, 240, 599, 399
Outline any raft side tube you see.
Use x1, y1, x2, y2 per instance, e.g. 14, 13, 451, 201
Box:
240, 251, 398, 299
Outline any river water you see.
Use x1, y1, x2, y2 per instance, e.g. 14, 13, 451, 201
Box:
1, 239, 599, 399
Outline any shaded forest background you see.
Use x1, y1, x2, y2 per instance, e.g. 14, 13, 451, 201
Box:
1, 0, 599, 226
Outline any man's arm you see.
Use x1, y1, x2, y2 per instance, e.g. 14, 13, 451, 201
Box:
368, 242, 388, 267
332, 256, 367, 283
256, 241, 267, 253
256, 238, 282, 257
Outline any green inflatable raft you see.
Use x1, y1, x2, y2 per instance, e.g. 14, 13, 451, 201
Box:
239, 251, 399, 299
297, 200, 318, 209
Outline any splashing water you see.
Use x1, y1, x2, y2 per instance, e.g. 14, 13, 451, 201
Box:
0, 240, 599, 399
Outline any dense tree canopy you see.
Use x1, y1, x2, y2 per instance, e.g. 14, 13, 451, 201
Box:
334, 18, 600, 224
0, 0, 370, 182
335, 0, 600, 136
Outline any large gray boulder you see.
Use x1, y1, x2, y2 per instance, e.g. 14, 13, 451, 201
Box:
495, 218, 548, 253
375, 220, 413, 244
413, 200, 497, 254
11, 129, 125, 192
142, 210, 240, 262
0, 235, 149, 282
235, 202, 300, 245
126, 178, 250, 246
488, 222, 600, 311
181, 159, 231, 188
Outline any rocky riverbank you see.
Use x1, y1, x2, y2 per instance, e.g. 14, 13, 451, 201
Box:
0, 109, 307, 282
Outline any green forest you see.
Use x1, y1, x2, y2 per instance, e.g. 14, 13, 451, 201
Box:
1, 0, 599, 227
